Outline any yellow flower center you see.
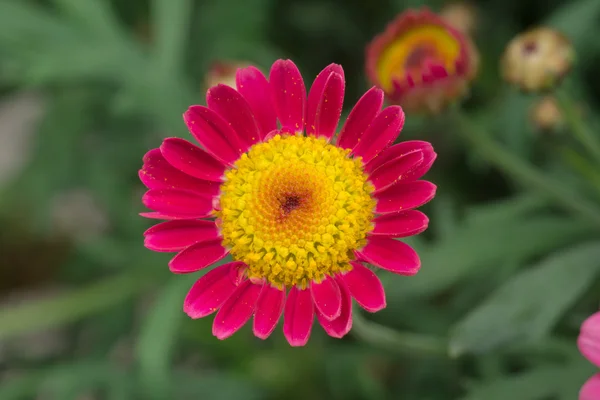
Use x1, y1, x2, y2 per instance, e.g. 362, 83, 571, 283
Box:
217, 134, 376, 289
377, 24, 461, 91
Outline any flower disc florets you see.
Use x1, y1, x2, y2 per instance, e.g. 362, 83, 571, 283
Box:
218, 134, 376, 289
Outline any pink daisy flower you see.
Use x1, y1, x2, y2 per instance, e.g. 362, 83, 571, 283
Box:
140, 59, 437, 346
578, 311, 600, 400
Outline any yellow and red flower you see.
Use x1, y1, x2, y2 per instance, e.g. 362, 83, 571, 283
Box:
366, 8, 478, 114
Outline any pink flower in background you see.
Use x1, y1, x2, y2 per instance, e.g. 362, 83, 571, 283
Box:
578, 311, 600, 400
140, 59, 437, 346
365, 8, 479, 114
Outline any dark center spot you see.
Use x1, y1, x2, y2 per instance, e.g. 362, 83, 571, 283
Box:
280, 194, 302, 214
522, 41, 537, 55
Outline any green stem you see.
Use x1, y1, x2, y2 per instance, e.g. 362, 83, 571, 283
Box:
352, 306, 448, 357
556, 90, 600, 165
453, 113, 600, 227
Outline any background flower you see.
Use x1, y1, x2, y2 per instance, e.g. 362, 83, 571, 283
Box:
578, 311, 600, 400
365, 8, 479, 114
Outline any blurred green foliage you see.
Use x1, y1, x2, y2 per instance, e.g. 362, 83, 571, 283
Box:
0, 0, 600, 399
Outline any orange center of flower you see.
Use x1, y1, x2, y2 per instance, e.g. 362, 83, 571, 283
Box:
216, 134, 376, 289
376, 24, 461, 91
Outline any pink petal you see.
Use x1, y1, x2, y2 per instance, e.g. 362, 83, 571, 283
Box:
580, 374, 600, 400
160, 138, 225, 182
306, 64, 345, 140
371, 146, 437, 185
337, 86, 384, 150
206, 84, 261, 149
212, 280, 262, 340
183, 262, 245, 318
356, 236, 421, 276
310, 276, 342, 321
402, 148, 437, 182
142, 189, 214, 219
374, 181, 437, 214
183, 105, 245, 165
143, 220, 220, 252
283, 287, 314, 346
351, 106, 405, 163
365, 140, 433, 174
270, 59, 306, 133
369, 151, 424, 192
140, 149, 220, 196
253, 284, 286, 339
578, 311, 600, 367
168, 239, 228, 273
342, 262, 386, 312
371, 210, 429, 238
236, 66, 277, 139
316, 276, 353, 338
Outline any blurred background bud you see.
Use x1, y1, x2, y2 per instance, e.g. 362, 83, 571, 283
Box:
530, 96, 564, 132
440, 2, 478, 35
205, 61, 254, 90
501, 27, 574, 92
530, 95, 586, 133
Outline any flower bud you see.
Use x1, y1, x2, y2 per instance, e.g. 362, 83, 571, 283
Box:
501, 27, 574, 92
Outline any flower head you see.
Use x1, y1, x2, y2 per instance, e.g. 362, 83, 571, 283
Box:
140, 60, 437, 346
501, 27, 574, 92
578, 311, 600, 400
366, 8, 479, 114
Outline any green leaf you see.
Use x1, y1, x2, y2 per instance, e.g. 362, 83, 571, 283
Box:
0, 272, 155, 340
325, 348, 387, 400
450, 241, 600, 355
492, 91, 534, 160
461, 359, 595, 400
0, 1, 73, 42
196, 0, 271, 60
151, 0, 193, 75
546, 0, 600, 52
135, 276, 195, 399
464, 194, 549, 228
431, 194, 458, 240
173, 372, 264, 400
0, 361, 132, 400
52, 0, 124, 41
384, 216, 596, 300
